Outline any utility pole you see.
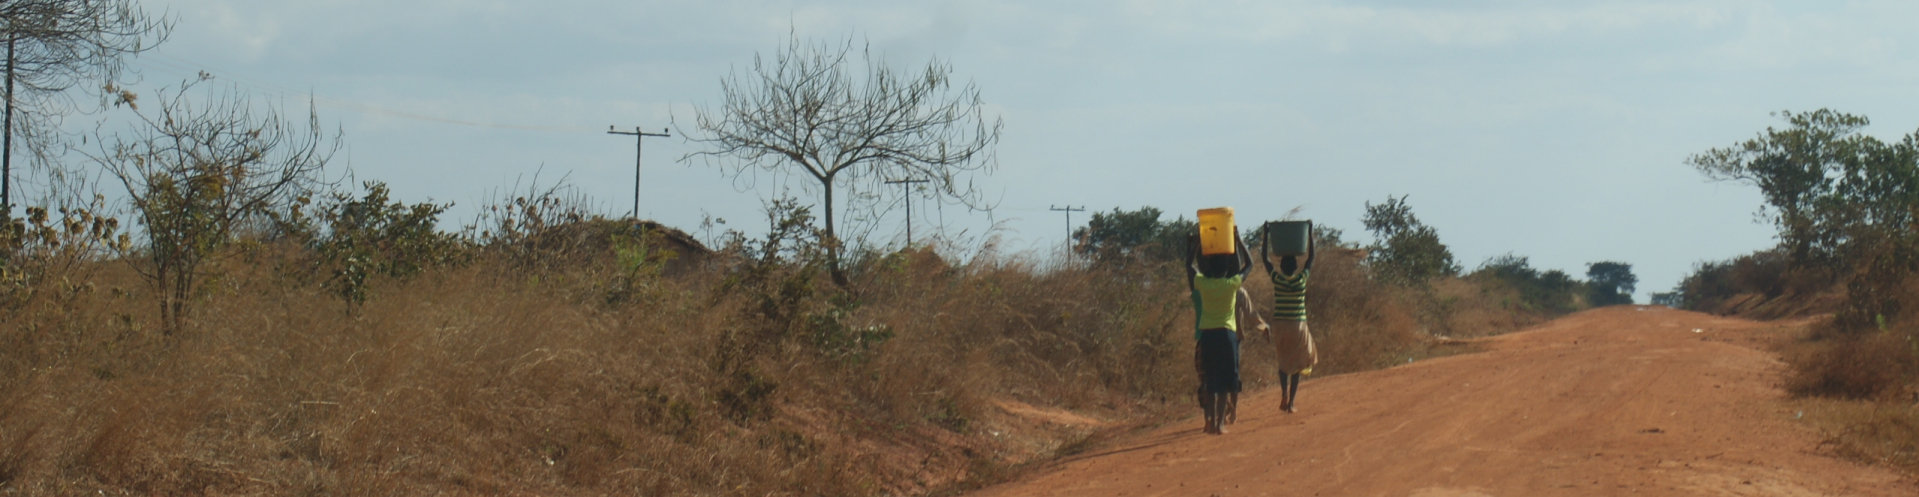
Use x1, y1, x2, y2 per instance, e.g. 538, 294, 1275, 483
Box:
607, 125, 670, 219
3, 35, 14, 217
1050, 205, 1085, 249
884, 178, 929, 246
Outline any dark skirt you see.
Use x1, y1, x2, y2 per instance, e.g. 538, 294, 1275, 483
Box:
1197, 328, 1241, 393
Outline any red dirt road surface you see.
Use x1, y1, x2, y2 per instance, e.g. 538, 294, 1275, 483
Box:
968, 307, 1915, 497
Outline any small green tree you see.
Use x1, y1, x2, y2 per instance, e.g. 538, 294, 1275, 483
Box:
1585, 261, 1637, 307
1071, 206, 1193, 265
308, 181, 460, 309
1361, 195, 1458, 286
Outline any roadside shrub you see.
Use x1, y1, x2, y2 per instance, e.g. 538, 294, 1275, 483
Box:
1296, 242, 1424, 372
1676, 249, 1837, 314
467, 178, 600, 270
308, 181, 464, 308
0, 200, 128, 310
1468, 254, 1581, 315
1786, 330, 1919, 400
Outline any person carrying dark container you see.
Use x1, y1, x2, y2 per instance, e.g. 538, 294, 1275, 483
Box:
1261, 220, 1319, 413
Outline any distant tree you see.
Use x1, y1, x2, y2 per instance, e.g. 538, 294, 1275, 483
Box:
1072, 206, 1192, 264
1470, 253, 1581, 314
685, 32, 1002, 284
1310, 223, 1347, 249
1585, 261, 1637, 307
1474, 253, 1536, 282
1649, 291, 1681, 307
2, 0, 171, 211
1361, 195, 1458, 286
87, 77, 337, 333
1540, 269, 1581, 305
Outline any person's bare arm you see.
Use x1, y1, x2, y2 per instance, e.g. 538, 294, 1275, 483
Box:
1259, 222, 1275, 274
1304, 224, 1318, 271
1184, 234, 1200, 293
1234, 227, 1253, 279
1238, 286, 1269, 340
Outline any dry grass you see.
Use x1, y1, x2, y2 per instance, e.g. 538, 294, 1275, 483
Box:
1784, 330, 1919, 401
0, 231, 1557, 496
1761, 271, 1919, 478
1794, 397, 1919, 474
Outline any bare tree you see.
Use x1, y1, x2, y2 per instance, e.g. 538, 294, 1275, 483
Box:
87, 76, 337, 333
685, 32, 1001, 283
3, 0, 171, 213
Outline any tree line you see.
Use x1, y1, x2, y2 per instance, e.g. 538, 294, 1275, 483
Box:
1071, 198, 1639, 313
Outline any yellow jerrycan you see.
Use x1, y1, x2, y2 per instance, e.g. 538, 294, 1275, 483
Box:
1197, 207, 1236, 256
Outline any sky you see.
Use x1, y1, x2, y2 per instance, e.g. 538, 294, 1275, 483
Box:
33, 0, 1919, 301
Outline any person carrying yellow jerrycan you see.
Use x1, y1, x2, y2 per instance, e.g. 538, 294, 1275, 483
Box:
1261, 220, 1318, 413
1187, 207, 1268, 435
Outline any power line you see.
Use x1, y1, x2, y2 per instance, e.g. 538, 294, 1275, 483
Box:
132, 53, 605, 133
607, 125, 670, 219
885, 178, 929, 246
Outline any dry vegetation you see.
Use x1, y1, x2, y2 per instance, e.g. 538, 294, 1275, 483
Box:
1680, 249, 1919, 475
0, 199, 1580, 496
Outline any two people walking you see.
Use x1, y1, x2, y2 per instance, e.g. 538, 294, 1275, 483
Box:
1186, 216, 1317, 434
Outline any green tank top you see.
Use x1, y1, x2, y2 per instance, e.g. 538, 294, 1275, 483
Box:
1191, 274, 1244, 340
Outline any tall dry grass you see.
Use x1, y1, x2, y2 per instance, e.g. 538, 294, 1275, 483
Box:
0, 224, 1550, 495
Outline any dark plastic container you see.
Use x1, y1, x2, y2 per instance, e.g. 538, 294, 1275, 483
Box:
1266, 220, 1312, 255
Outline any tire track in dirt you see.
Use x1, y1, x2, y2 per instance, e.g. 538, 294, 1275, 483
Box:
966, 307, 1914, 497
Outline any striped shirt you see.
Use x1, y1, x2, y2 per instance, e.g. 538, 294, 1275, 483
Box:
1270, 268, 1309, 321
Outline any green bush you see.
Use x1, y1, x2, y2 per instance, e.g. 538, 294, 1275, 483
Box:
1362, 195, 1458, 286
308, 182, 463, 308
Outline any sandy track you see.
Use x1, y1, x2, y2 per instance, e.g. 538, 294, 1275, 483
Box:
967, 307, 1914, 497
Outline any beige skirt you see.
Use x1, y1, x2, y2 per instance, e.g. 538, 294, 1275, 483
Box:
1274, 320, 1318, 374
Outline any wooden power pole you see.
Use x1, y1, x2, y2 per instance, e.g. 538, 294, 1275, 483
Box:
885, 178, 929, 246
607, 125, 670, 219
1050, 205, 1085, 248
3, 36, 14, 217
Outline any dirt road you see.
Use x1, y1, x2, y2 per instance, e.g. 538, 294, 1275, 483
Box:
968, 307, 1914, 497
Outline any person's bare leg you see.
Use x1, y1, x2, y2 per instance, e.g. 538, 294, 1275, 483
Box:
1284, 374, 1301, 413
1210, 394, 1229, 434
1278, 369, 1292, 412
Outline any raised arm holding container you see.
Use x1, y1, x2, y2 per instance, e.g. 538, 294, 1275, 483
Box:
1261, 221, 1319, 414
1188, 223, 1255, 434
